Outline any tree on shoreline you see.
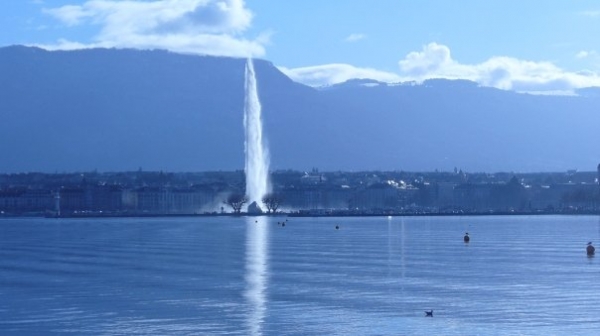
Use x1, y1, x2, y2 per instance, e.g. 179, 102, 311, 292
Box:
262, 193, 283, 213
224, 193, 247, 214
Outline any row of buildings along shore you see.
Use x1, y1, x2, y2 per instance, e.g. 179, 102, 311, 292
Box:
1, 166, 599, 216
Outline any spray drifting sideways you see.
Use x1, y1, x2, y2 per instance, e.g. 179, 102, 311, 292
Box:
244, 58, 271, 211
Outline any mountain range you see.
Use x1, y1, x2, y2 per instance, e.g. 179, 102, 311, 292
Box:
1, 45, 599, 173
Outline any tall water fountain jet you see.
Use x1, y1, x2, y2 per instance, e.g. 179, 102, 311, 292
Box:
244, 58, 271, 210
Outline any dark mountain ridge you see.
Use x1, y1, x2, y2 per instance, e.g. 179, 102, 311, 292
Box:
1, 46, 598, 173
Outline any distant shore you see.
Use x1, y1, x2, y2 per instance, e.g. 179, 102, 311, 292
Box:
0, 209, 598, 219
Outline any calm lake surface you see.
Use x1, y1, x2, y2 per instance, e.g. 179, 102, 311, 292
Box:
1, 215, 600, 335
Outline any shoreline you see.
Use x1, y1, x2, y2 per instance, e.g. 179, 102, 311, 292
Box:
0, 210, 599, 219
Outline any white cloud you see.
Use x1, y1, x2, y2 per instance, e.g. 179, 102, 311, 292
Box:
575, 50, 600, 73
344, 33, 366, 42
397, 43, 600, 91
580, 10, 600, 17
41, 0, 266, 58
576, 50, 591, 59
34, 38, 114, 50
282, 42, 600, 93
576, 50, 598, 59
398, 42, 452, 77
279, 64, 401, 87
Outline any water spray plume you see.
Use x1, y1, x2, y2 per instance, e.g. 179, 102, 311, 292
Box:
244, 58, 271, 209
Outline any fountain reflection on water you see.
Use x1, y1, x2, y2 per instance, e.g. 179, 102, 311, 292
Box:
244, 217, 270, 335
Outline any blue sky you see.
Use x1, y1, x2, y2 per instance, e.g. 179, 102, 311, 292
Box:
2, 0, 600, 92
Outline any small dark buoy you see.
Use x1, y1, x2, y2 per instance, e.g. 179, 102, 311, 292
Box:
255, 220, 258, 223
463, 232, 470, 243
335, 225, 339, 230
282, 222, 285, 227
587, 242, 595, 256
425, 310, 433, 317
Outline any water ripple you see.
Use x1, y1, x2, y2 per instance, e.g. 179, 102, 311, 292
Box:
1, 215, 600, 334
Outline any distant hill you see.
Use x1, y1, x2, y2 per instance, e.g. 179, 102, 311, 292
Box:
1, 46, 599, 173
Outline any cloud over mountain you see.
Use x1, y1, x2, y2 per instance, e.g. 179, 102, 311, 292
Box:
33, 2, 600, 94
398, 43, 600, 92
279, 63, 401, 87
284, 42, 600, 94
41, 0, 266, 57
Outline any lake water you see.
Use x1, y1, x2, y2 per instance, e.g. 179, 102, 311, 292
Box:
1, 215, 600, 335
